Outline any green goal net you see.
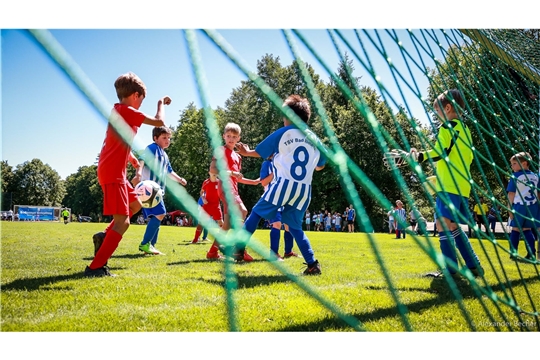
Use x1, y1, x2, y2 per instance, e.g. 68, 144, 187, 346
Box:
27, 28, 540, 331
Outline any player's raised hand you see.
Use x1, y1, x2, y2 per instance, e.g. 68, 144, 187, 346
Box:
161, 96, 172, 105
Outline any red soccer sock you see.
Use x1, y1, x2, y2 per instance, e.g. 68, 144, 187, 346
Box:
104, 220, 114, 233
89, 229, 122, 269
193, 227, 203, 241
208, 240, 220, 254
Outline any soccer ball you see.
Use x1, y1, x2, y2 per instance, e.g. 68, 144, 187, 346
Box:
135, 180, 163, 208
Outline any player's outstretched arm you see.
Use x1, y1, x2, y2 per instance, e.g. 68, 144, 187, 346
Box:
143, 96, 171, 127
236, 142, 260, 158
169, 171, 187, 186
238, 177, 261, 186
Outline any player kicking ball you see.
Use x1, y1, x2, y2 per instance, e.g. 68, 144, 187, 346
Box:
235, 94, 326, 275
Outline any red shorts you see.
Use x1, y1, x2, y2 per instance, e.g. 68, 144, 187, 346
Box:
202, 202, 223, 221
101, 181, 138, 216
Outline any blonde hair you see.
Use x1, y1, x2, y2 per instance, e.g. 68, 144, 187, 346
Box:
114, 72, 146, 101
224, 122, 241, 135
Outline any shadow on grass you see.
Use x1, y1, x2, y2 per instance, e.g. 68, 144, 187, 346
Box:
275, 275, 540, 332
82, 253, 149, 261
166, 259, 266, 266
1, 266, 127, 291
198, 273, 293, 289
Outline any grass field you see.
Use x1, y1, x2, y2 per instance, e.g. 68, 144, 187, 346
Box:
1, 221, 539, 334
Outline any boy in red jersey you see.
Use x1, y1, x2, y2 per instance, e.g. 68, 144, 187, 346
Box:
205, 122, 260, 260
191, 172, 223, 243
85, 72, 171, 277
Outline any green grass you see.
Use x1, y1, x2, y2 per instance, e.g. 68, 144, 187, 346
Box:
1, 221, 539, 332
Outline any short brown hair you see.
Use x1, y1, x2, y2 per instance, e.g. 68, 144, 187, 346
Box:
152, 126, 172, 141
224, 122, 241, 135
435, 89, 464, 111
114, 72, 146, 101
283, 95, 311, 123
510, 151, 532, 167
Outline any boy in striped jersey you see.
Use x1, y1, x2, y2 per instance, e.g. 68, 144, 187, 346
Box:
393, 89, 484, 278
235, 95, 326, 275
507, 152, 539, 261
136, 126, 187, 255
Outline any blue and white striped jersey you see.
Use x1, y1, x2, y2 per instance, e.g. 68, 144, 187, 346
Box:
255, 125, 326, 211
507, 170, 539, 206
140, 142, 173, 192
394, 208, 407, 223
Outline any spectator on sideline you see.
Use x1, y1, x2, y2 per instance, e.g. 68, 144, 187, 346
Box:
387, 206, 396, 234
473, 196, 490, 236
347, 204, 356, 233
305, 210, 311, 231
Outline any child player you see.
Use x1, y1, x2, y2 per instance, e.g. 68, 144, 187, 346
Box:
259, 154, 298, 260
192, 172, 222, 244
135, 126, 187, 255
506, 152, 539, 261
393, 89, 484, 278
205, 122, 260, 260
86, 72, 170, 277
235, 94, 326, 275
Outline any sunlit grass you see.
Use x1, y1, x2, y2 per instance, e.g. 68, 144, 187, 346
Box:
1, 221, 539, 332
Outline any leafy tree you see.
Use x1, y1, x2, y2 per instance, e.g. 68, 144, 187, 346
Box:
8, 159, 66, 207
63, 165, 102, 221
166, 103, 216, 211
1, 160, 14, 210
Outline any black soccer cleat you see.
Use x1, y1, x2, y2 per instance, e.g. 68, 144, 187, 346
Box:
303, 260, 322, 275
84, 265, 116, 277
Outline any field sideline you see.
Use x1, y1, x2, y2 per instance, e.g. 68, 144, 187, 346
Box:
1, 221, 539, 353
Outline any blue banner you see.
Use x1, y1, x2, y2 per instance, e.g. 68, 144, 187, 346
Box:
18, 207, 55, 221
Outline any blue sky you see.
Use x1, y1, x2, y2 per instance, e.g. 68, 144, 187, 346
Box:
2, 28, 445, 179
1, 2, 527, 181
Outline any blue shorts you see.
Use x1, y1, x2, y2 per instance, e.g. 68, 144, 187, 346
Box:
335, 225, 341, 231
142, 200, 166, 218
253, 200, 305, 230
436, 193, 469, 224
269, 208, 283, 224
510, 203, 540, 229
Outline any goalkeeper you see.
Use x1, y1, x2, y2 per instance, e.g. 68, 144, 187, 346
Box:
394, 89, 484, 278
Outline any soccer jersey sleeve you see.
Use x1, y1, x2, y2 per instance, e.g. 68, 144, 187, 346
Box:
255, 127, 288, 159
259, 160, 273, 179
506, 177, 517, 193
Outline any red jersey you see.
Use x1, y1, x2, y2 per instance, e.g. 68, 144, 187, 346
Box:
201, 178, 220, 204
97, 104, 145, 184
216, 146, 241, 195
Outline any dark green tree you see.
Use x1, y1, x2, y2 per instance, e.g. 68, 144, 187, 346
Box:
63, 165, 102, 221
1, 160, 14, 210
8, 159, 66, 207
166, 103, 217, 211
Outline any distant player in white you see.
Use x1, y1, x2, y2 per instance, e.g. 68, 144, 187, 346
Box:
235, 95, 326, 275
507, 151, 539, 260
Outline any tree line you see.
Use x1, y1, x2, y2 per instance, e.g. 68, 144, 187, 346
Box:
2, 36, 538, 231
